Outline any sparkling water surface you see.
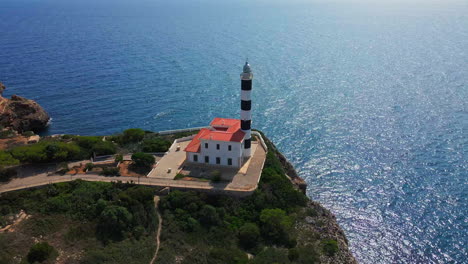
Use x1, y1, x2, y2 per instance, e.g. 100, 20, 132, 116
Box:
1, 0, 467, 263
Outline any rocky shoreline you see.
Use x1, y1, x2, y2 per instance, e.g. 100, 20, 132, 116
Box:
0, 82, 50, 133
262, 132, 357, 263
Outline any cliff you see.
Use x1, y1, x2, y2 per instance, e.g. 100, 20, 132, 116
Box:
0, 82, 50, 133
261, 133, 357, 264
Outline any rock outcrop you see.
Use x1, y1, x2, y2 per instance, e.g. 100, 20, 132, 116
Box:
0, 82, 50, 132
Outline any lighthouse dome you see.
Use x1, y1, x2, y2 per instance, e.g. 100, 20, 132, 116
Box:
243, 61, 251, 73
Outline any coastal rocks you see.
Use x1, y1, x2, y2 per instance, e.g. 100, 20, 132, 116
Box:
0, 82, 50, 133
297, 201, 357, 264
0, 82, 5, 96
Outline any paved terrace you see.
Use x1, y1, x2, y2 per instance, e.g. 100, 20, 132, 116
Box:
0, 142, 266, 197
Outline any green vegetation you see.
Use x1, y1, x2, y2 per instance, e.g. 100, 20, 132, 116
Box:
121, 128, 145, 144
22, 131, 35, 137
0, 130, 345, 263
85, 162, 94, 171
0, 180, 158, 263
260, 208, 294, 246
26, 242, 58, 263
174, 173, 185, 180
210, 170, 222, 182
99, 167, 120, 177
156, 136, 326, 263
0, 129, 16, 139
322, 239, 339, 256
0, 167, 17, 183
238, 223, 260, 249
141, 137, 171, 152
114, 154, 123, 163
0, 150, 19, 166
9, 141, 83, 163
131, 152, 155, 169
6, 136, 117, 164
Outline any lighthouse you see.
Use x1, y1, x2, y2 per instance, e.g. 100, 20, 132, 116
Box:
240, 61, 253, 158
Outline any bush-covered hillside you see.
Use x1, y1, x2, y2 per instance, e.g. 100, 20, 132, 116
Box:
0, 180, 158, 264
155, 136, 356, 264
0, 130, 355, 264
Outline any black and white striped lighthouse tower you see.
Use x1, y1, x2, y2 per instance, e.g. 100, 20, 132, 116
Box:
240, 61, 253, 158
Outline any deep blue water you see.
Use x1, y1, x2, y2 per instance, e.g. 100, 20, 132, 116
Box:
1, 0, 467, 263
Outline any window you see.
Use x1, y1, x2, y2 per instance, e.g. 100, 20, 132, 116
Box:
216, 157, 220, 164
216, 144, 220, 150
205, 156, 209, 163
228, 158, 232, 166
193, 155, 198, 162
228, 145, 232, 151
205, 143, 208, 149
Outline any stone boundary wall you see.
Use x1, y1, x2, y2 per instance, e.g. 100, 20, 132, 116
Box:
251, 131, 268, 151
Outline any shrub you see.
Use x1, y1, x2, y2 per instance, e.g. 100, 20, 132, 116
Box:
26, 242, 58, 263
306, 207, 318, 217
251, 247, 290, 264
100, 167, 120, 176
238, 223, 260, 249
85, 163, 94, 171
208, 247, 248, 264
114, 154, 124, 163
199, 205, 220, 226
288, 248, 299, 261
131, 152, 155, 168
122, 128, 145, 144
174, 173, 185, 180
97, 205, 133, 241
0, 167, 17, 183
141, 137, 171, 152
10, 141, 86, 163
210, 170, 222, 182
322, 239, 339, 256
0, 129, 15, 139
0, 151, 19, 167
92, 141, 116, 156
133, 226, 145, 240
22, 131, 35, 137
259, 208, 293, 245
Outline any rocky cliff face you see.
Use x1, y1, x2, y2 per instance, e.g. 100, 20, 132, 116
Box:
261, 132, 357, 263
0, 82, 50, 133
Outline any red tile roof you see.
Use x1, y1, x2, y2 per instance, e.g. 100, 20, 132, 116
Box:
184, 118, 245, 153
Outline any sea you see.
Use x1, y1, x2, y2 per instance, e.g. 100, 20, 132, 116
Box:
1, 0, 467, 263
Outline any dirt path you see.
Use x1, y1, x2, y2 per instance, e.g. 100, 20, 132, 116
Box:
150, 196, 162, 264
0, 210, 29, 232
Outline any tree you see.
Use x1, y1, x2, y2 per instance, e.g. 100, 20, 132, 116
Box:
259, 208, 293, 244
27, 242, 58, 263
97, 205, 133, 241
238, 223, 260, 249
131, 152, 155, 168
198, 205, 220, 226
122, 128, 145, 144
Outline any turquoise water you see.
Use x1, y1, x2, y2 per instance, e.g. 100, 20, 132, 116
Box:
1, 0, 467, 262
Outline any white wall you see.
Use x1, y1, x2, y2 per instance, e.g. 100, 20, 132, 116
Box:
187, 139, 243, 167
